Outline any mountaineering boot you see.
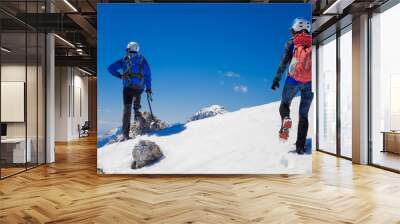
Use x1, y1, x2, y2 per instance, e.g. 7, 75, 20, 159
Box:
279, 117, 292, 141
295, 116, 309, 154
282, 116, 292, 129
279, 127, 289, 141
295, 146, 305, 155
118, 135, 131, 142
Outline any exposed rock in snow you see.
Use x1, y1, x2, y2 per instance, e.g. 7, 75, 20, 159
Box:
188, 105, 228, 122
97, 97, 314, 174
97, 111, 168, 148
129, 111, 168, 138
131, 140, 164, 169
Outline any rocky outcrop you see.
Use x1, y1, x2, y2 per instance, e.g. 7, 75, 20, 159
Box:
100, 112, 168, 146
129, 112, 168, 137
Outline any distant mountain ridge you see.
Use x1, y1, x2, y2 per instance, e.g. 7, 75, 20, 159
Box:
188, 105, 228, 122
98, 105, 227, 148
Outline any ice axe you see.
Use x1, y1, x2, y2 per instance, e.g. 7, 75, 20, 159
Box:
146, 91, 155, 122
146, 91, 160, 130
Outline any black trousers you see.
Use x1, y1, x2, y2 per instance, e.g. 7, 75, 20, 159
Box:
122, 87, 142, 138
279, 81, 314, 150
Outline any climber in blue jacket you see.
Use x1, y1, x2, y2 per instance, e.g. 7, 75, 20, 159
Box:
108, 41, 152, 141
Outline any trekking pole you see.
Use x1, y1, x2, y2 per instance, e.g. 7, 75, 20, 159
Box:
146, 92, 155, 121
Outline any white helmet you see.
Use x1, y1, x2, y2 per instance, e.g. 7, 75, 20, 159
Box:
292, 18, 311, 33
127, 41, 140, 52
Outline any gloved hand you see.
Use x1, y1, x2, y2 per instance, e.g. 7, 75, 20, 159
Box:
271, 77, 280, 91
116, 72, 123, 80
146, 89, 153, 101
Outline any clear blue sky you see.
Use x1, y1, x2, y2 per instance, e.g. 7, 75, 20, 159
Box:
98, 3, 311, 132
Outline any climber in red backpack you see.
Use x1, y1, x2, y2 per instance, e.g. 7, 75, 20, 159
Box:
271, 18, 314, 155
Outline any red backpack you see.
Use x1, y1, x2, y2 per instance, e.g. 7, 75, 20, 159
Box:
288, 33, 312, 83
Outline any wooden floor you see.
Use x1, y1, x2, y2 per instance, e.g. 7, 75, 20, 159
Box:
1, 136, 400, 224
373, 151, 400, 171
1, 167, 26, 178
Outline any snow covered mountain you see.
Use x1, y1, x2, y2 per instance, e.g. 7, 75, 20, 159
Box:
188, 105, 228, 122
97, 97, 313, 174
97, 127, 122, 148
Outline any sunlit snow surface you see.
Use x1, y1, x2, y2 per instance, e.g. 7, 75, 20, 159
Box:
98, 97, 313, 174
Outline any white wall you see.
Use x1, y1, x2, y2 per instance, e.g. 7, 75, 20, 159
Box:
1, 82, 25, 122
54, 67, 89, 141
1, 63, 46, 164
1, 65, 32, 138
1, 64, 26, 82
55, 66, 69, 141
72, 72, 89, 137
1, 65, 26, 128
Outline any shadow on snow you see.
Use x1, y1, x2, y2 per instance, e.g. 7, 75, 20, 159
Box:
152, 123, 187, 137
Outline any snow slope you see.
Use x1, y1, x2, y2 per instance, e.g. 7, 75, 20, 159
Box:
98, 97, 313, 174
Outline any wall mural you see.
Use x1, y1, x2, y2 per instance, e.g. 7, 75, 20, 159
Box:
97, 3, 313, 174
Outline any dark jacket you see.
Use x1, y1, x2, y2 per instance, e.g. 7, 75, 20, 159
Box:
274, 39, 294, 82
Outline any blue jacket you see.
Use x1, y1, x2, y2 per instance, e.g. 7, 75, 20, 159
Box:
108, 53, 151, 90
